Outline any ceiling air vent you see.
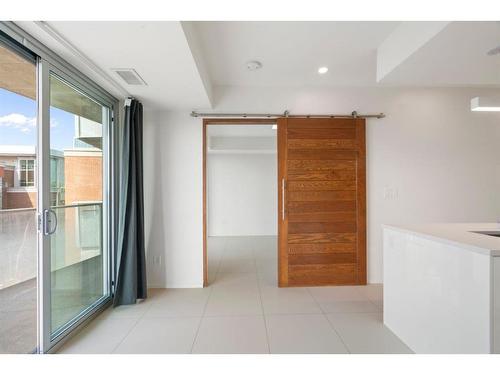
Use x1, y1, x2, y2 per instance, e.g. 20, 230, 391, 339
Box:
111, 68, 147, 86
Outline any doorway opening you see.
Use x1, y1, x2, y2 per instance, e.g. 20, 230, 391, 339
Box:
203, 117, 367, 288
203, 120, 278, 287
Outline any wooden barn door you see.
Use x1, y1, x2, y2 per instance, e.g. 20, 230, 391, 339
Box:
277, 117, 366, 287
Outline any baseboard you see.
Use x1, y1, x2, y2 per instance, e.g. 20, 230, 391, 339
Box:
207, 234, 277, 237
148, 284, 204, 289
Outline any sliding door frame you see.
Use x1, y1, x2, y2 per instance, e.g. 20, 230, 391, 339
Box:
41, 61, 116, 352
37, 57, 51, 353
202, 118, 278, 287
0, 23, 116, 107
0, 22, 119, 354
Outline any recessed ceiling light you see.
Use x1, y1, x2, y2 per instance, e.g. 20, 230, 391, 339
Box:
318, 66, 328, 74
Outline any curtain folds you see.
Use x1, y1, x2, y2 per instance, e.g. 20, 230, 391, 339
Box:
114, 99, 147, 306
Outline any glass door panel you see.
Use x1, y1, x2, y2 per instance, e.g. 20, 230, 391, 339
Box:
48, 73, 109, 337
0, 28, 116, 352
0, 41, 38, 353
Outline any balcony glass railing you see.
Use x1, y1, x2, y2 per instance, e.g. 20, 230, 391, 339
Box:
0, 208, 37, 290
50, 203, 104, 334
0, 202, 103, 352
0, 207, 37, 353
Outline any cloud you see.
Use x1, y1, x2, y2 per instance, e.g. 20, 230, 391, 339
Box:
0, 113, 36, 133
0, 113, 59, 133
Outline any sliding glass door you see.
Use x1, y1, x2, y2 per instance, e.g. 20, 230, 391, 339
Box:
0, 24, 117, 354
37, 60, 114, 351
46, 72, 111, 339
0, 40, 38, 354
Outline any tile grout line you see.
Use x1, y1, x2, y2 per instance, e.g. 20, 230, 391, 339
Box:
349, 286, 384, 313
63, 290, 157, 353
109, 307, 151, 354
203, 238, 269, 353
262, 311, 334, 317
254, 245, 271, 354
189, 237, 223, 353
213, 237, 227, 281
361, 288, 384, 313
189, 287, 213, 354
367, 298, 383, 312
306, 287, 352, 354
207, 240, 224, 284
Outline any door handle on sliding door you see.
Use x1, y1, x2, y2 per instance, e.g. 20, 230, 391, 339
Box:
43, 208, 58, 235
282, 178, 286, 221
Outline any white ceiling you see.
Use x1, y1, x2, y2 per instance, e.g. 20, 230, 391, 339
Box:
193, 21, 400, 87
13, 21, 500, 111
378, 21, 500, 86
16, 21, 213, 110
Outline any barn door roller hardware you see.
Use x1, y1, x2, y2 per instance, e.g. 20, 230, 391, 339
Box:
190, 110, 385, 119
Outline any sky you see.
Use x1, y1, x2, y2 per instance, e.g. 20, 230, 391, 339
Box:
0, 87, 76, 151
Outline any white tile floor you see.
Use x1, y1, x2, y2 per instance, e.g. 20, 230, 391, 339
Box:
57, 236, 412, 354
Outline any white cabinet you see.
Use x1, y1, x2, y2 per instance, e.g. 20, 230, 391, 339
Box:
383, 225, 500, 353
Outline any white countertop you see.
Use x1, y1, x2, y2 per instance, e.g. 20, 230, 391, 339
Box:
383, 223, 500, 256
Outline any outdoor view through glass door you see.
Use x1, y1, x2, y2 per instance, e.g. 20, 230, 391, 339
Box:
0, 41, 38, 353
0, 28, 115, 353
48, 73, 110, 338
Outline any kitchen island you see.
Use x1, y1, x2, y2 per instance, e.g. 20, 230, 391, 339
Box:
383, 223, 500, 353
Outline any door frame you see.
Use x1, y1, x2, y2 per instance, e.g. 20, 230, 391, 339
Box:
38, 58, 117, 353
202, 118, 278, 287
1, 22, 119, 354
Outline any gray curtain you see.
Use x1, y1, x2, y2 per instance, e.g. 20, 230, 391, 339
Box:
114, 99, 147, 306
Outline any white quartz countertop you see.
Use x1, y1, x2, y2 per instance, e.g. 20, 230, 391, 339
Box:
383, 223, 500, 256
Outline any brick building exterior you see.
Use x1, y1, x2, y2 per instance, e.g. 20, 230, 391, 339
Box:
0, 147, 39, 210
64, 150, 103, 205
0, 147, 103, 210
3, 189, 37, 209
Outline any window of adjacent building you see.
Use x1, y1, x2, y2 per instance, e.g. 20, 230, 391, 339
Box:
19, 159, 35, 187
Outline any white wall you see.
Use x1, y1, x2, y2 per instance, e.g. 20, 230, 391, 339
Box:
143, 111, 203, 288
207, 152, 277, 236
144, 86, 500, 287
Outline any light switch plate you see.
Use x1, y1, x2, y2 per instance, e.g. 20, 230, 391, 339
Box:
383, 187, 398, 200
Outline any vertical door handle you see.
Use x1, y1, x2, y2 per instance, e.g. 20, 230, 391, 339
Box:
43, 208, 58, 235
282, 178, 286, 221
